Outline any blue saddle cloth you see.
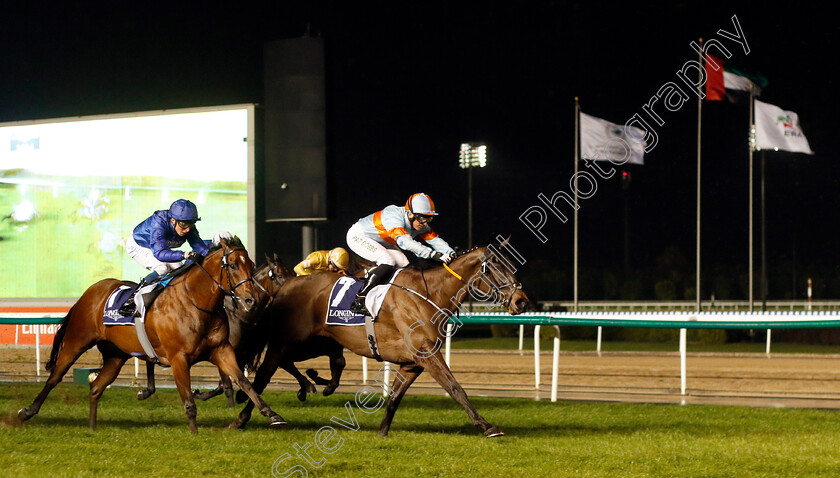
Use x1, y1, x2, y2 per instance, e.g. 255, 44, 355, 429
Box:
103, 285, 137, 325
325, 276, 366, 326
102, 277, 173, 326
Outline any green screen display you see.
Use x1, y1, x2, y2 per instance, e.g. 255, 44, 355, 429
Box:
0, 106, 253, 299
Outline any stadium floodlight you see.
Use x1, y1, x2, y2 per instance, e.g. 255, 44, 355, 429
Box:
459, 143, 487, 251
459, 143, 487, 169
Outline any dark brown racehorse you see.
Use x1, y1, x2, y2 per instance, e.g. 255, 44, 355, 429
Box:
232, 243, 529, 437
16, 237, 285, 433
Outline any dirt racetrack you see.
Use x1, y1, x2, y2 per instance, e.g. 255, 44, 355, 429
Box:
3, 346, 840, 409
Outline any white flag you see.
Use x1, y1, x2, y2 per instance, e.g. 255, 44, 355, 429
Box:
580, 112, 645, 165
754, 100, 814, 155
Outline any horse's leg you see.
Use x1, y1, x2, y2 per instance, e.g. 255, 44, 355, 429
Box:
89, 354, 128, 429
193, 382, 224, 401
281, 361, 317, 402
417, 351, 502, 437
211, 343, 285, 429
377, 363, 423, 437
321, 348, 346, 397
220, 370, 235, 408
169, 354, 199, 434
137, 360, 156, 400
18, 339, 93, 422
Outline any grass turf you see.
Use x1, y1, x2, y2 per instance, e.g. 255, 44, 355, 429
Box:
3, 383, 840, 477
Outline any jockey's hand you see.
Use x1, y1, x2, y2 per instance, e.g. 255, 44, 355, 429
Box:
184, 251, 200, 261
432, 252, 453, 264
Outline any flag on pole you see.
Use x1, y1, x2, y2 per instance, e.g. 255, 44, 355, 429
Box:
705, 55, 767, 101
754, 100, 814, 154
580, 112, 645, 165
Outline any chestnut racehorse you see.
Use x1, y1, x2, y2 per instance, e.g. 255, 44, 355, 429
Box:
17, 237, 285, 433
232, 244, 529, 437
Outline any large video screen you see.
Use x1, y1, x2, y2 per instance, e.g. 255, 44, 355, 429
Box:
0, 105, 255, 299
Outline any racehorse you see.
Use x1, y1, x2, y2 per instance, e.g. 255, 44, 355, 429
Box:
232, 243, 529, 437
145, 253, 345, 405
16, 236, 285, 433
137, 253, 292, 407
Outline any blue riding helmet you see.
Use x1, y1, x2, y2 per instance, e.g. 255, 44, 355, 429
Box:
168, 199, 201, 222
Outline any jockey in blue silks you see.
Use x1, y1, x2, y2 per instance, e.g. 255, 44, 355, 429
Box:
118, 199, 227, 316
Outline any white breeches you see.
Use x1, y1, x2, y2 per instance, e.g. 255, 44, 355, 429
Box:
125, 235, 182, 276
346, 224, 409, 268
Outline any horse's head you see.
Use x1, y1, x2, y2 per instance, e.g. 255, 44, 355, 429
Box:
203, 236, 262, 316
225, 252, 291, 326
452, 243, 530, 315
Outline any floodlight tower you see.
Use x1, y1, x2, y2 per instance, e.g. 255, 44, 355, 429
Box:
459, 143, 487, 248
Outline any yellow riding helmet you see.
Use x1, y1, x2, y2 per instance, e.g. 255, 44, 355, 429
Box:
328, 247, 349, 270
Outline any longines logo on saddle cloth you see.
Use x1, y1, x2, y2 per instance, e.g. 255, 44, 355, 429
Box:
325, 270, 402, 326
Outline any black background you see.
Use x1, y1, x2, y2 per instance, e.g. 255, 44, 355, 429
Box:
1, 2, 837, 300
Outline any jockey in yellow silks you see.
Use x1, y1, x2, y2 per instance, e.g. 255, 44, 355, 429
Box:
294, 247, 349, 276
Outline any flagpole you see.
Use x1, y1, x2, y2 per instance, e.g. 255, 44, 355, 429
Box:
760, 149, 768, 311
573, 97, 580, 312
696, 38, 703, 312
748, 85, 756, 312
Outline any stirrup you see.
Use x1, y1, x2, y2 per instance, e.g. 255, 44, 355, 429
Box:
349, 295, 367, 315
117, 300, 137, 317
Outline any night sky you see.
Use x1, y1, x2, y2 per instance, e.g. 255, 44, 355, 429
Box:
1, 2, 837, 299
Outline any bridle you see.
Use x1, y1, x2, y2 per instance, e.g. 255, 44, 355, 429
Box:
432, 252, 523, 309
190, 246, 257, 311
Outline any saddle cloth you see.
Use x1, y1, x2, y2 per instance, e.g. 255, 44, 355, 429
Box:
324, 270, 401, 326
102, 277, 171, 326
103, 285, 138, 325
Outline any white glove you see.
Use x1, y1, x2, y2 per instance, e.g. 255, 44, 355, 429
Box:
213, 231, 233, 246
440, 252, 454, 264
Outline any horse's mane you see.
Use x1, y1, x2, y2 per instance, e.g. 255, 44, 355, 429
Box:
205, 236, 245, 255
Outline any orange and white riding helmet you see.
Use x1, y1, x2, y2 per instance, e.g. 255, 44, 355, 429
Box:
405, 193, 438, 216
328, 247, 349, 270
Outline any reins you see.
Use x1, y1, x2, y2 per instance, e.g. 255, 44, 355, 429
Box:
187, 246, 256, 312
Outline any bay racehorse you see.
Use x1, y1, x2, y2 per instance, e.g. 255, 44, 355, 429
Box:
155, 253, 346, 405
232, 243, 529, 437
17, 236, 285, 433
138, 253, 292, 407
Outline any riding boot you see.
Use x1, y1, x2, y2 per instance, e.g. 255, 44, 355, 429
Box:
117, 278, 149, 317
349, 264, 394, 315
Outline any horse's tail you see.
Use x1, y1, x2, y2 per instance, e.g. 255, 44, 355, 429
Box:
45, 307, 73, 372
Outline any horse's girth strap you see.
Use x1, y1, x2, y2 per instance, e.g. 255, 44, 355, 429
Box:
365, 314, 383, 362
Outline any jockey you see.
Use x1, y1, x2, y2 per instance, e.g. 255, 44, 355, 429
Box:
345, 192, 455, 314
118, 199, 224, 316
294, 247, 350, 276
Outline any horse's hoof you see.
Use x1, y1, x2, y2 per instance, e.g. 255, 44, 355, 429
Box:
323, 386, 336, 397
137, 390, 151, 400
269, 415, 286, 427
484, 426, 504, 438
235, 390, 248, 404
296, 390, 307, 402
228, 421, 246, 430
17, 408, 30, 422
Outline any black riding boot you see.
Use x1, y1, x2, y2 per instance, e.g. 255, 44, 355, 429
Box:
117, 278, 149, 317
349, 264, 394, 315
